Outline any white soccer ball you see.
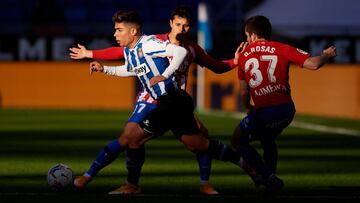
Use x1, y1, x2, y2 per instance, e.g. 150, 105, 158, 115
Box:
47, 163, 74, 190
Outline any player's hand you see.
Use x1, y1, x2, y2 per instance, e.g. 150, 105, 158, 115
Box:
322, 46, 337, 58
89, 61, 104, 75
69, 44, 92, 59
234, 42, 248, 65
149, 75, 166, 87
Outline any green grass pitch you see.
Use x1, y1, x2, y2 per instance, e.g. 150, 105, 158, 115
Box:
0, 109, 360, 203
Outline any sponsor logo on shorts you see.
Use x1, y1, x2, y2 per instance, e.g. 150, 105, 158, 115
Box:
143, 119, 150, 127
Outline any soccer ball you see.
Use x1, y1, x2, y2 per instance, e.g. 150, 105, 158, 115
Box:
47, 163, 74, 190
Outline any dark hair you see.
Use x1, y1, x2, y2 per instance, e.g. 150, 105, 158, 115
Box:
170, 5, 192, 24
112, 10, 142, 27
245, 15, 272, 40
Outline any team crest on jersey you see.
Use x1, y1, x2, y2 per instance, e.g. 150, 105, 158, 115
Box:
133, 63, 150, 76
138, 48, 144, 58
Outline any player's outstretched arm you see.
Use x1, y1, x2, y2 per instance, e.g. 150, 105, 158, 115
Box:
90, 61, 135, 77
194, 42, 248, 74
69, 44, 93, 59
69, 44, 124, 60
303, 46, 337, 70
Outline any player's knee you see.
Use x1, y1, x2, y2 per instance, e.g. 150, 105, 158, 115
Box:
119, 135, 129, 147
127, 131, 150, 148
125, 133, 142, 147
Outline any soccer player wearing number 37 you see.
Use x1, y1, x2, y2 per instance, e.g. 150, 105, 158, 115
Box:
231, 15, 337, 190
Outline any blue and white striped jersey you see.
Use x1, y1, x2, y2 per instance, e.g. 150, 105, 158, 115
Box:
124, 35, 179, 100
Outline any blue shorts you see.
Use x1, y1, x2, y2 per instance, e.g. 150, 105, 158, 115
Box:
128, 102, 157, 124
240, 102, 296, 140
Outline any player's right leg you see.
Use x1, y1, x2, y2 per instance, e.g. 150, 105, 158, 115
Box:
231, 124, 268, 187
74, 123, 141, 189
194, 117, 218, 195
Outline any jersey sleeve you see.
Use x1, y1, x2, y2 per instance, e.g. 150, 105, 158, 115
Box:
237, 55, 246, 80
103, 64, 136, 77
222, 59, 236, 69
192, 42, 234, 73
92, 47, 124, 60
161, 44, 187, 78
281, 44, 310, 67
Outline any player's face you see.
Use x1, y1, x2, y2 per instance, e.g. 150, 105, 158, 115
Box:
114, 22, 137, 48
170, 15, 191, 36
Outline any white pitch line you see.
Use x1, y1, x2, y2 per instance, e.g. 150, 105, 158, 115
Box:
199, 110, 360, 137
290, 121, 360, 137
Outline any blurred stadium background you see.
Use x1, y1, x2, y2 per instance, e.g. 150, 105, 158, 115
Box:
0, 0, 359, 118
1, 0, 360, 202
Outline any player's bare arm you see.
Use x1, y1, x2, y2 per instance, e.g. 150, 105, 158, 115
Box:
303, 46, 337, 70
69, 44, 93, 59
194, 41, 247, 74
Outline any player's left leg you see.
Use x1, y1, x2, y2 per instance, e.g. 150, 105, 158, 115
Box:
108, 126, 154, 195
110, 101, 156, 194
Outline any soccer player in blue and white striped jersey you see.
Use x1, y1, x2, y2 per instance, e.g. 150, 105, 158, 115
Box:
71, 6, 241, 195
77, 10, 274, 195
104, 34, 184, 100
